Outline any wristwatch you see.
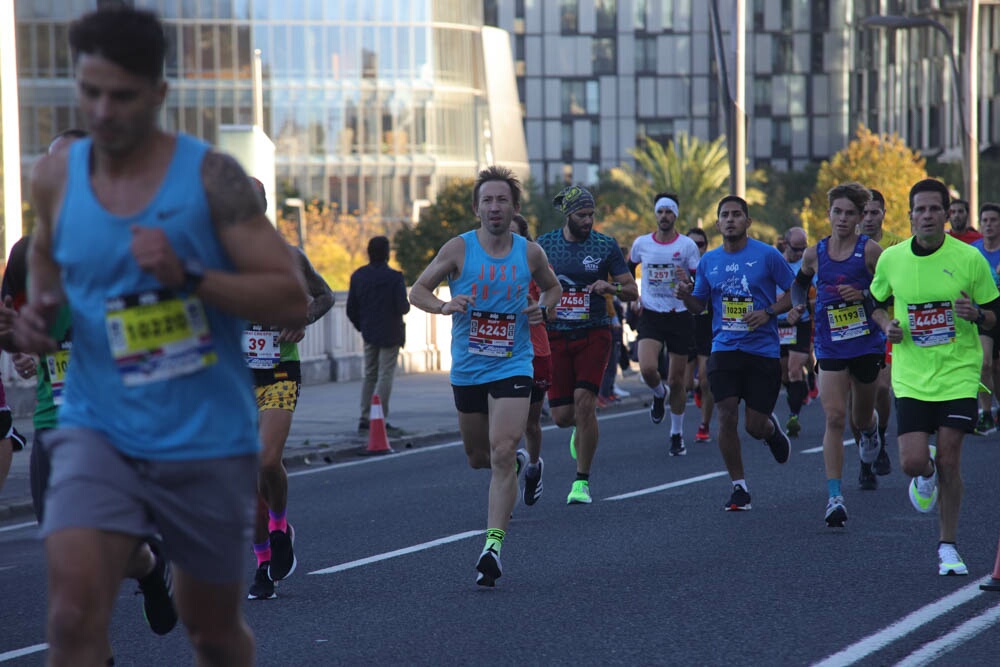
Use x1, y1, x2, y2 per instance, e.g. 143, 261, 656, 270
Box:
182, 257, 205, 293
976, 307, 987, 325
764, 305, 776, 318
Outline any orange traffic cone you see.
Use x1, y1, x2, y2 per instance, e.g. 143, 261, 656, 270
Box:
360, 394, 393, 456
981, 532, 1000, 592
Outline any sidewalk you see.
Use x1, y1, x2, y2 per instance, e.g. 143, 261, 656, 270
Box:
0, 369, 654, 521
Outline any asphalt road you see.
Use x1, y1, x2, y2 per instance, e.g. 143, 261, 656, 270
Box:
2, 399, 1000, 666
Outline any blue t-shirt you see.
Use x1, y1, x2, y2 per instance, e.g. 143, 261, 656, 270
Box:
536, 228, 629, 331
971, 239, 1000, 289
692, 238, 795, 358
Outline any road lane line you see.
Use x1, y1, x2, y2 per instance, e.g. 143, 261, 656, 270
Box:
811, 577, 990, 667
0, 521, 36, 534
604, 471, 729, 501
895, 601, 1000, 667
801, 439, 856, 455
0, 643, 47, 662
308, 530, 482, 575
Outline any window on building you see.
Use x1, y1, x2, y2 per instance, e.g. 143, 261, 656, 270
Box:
595, 0, 617, 33
635, 35, 656, 73
562, 80, 586, 115
560, 0, 578, 33
590, 121, 600, 161
637, 120, 673, 147
662, 0, 674, 29
811, 0, 830, 31
773, 34, 794, 73
752, 0, 765, 31
593, 37, 616, 74
484, 0, 498, 25
561, 122, 573, 160
754, 77, 772, 115
772, 118, 791, 157
634, 0, 648, 31
810, 32, 824, 73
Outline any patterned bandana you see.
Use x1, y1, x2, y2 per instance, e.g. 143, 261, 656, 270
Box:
552, 185, 596, 217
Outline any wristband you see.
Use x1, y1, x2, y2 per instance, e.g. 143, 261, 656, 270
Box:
614, 282, 622, 295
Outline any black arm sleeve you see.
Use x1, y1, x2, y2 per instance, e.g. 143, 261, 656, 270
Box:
794, 269, 813, 289
872, 294, 894, 311
983, 296, 1000, 317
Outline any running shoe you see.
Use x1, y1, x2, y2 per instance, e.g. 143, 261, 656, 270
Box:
523, 458, 543, 506
268, 524, 297, 581
764, 413, 791, 464
938, 543, 969, 576
669, 433, 687, 456
475, 546, 502, 587
824, 495, 847, 527
694, 387, 702, 408
858, 416, 880, 464
858, 462, 878, 490
385, 423, 405, 437
874, 433, 891, 476
247, 562, 276, 600
650, 390, 666, 424
596, 395, 610, 408
515, 448, 527, 477
569, 427, 577, 460
137, 543, 178, 635
566, 479, 592, 504
357, 417, 369, 433
908, 446, 938, 513
785, 414, 801, 438
695, 423, 711, 442
975, 411, 996, 435
724, 484, 751, 511
613, 386, 630, 398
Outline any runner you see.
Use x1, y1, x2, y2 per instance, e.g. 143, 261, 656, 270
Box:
793, 183, 884, 526
859, 188, 897, 474
676, 195, 795, 511
947, 198, 982, 244
685, 227, 714, 443
777, 227, 813, 439
536, 185, 637, 504
9, 8, 309, 662
511, 213, 549, 505
628, 192, 701, 455
970, 203, 1000, 434
871, 178, 999, 575
409, 165, 560, 586
245, 178, 335, 600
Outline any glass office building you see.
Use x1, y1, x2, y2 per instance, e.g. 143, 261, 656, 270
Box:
14, 0, 527, 222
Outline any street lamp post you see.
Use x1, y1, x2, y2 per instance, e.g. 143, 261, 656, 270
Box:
862, 7, 979, 216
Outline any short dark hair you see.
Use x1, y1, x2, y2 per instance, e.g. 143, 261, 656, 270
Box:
511, 213, 531, 240
827, 182, 871, 214
951, 198, 970, 213
69, 7, 167, 82
687, 227, 708, 242
716, 195, 748, 217
367, 236, 390, 263
249, 178, 267, 210
868, 188, 886, 210
473, 165, 521, 209
980, 203, 1000, 219
653, 192, 680, 207
908, 179, 950, 211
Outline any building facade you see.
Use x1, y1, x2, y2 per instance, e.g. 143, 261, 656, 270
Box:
484, 0, 1000, 185
13, 0, 527, 223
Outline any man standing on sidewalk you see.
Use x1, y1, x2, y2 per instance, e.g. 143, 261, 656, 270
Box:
409, 165, 560, 586
347, 235, 410, 435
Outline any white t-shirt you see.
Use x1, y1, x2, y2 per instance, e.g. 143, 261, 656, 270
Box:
630, 232, 702, 313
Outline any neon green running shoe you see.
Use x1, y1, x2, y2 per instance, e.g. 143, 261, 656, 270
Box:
566, 479, 592, 504
569, 427, 577, 460
908, 445, 938, 513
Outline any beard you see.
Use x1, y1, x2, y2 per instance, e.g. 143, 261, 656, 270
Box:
567, 218, 592, 241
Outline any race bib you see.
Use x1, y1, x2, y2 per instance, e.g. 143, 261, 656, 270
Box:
826, 302, 870, 341
908, 301, 956, 347
468, 310, 516, 357
243, 324, 281, 369
105, 290, 216, 386
43, 342, 72, 406
721, 295, 753, 332
646, 263, 677, 296
556, 286, 591, 321
778, 326, 797, 346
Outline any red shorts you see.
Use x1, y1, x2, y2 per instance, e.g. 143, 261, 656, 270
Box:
531, 354, 552, 403
546, 328, 612, 407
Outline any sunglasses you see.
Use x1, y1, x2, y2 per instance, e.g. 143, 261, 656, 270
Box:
694, 241, 706, 248
788, 245, 807, 252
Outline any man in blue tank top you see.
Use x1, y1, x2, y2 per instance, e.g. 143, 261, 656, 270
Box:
409, 166, 561, 587
971, 203, 1000, 434
8, 8, 308, 665
677, 196, 796, 512
792, 183, 884, 527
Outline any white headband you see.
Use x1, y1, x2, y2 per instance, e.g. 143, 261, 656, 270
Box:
655, 197, 679, 216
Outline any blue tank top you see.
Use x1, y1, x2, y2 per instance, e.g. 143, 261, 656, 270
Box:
52, 135, 258, 460
813, 235, 885, 359
448, 230, 533, 386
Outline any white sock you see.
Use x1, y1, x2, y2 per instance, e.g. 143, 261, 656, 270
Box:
733, 479, 748, 492
652, 383, 666, 398
670, 412, 684, 435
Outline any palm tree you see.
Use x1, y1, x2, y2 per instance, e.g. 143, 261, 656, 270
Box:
605, 133, 773, 247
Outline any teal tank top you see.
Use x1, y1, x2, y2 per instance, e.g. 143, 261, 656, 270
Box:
52, 135, 258, 460
448, 230, 533, 386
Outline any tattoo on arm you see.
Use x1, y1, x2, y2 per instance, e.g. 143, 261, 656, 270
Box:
295, 248, 335, 322
202, 151, 264, 229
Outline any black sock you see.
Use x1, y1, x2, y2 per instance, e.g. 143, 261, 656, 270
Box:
575, 472, 590, 482
787, 380, 808, 414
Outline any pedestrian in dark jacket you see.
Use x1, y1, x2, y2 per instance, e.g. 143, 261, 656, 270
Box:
347, 236, 410, 433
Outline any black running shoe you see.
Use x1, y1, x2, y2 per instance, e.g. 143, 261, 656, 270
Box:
476, 547, 502, 587
669, 433, 687, 456
247, 562, 276, 600
764, 413, 791, 464
874, 434, 891, 476
523, 458, 543, 506
268, 525, 297, 581
858, 462, 878, 490
724, 484, 752, 511
650, 391, 666, 424
357, 417, 369, 433
137, 543, 178, 635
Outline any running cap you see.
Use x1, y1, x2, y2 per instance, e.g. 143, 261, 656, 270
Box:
553, 185, 596, 217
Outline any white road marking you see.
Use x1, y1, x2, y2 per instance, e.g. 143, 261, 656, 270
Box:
0, 643, 47, 662
308, 530, 482, 575
801, 438, 855, 455
811, 577, 990, 667
0, 521, 36, 534
604, 471, 729, 501
894, 601, 1000, 667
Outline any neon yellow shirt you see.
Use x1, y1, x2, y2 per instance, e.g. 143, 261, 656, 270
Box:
876, 229, 906, 249
870, 236, 999, 401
